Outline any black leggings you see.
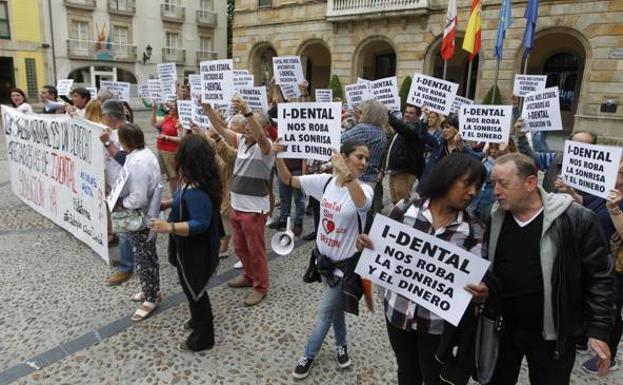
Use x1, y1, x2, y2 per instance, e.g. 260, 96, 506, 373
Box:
177, 266, 215, 351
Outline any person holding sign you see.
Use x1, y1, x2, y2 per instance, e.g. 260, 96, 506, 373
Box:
272, 139, 373, 379
356, 153, 489, 385
487, 153, 616, 383
151, 101, 182, 195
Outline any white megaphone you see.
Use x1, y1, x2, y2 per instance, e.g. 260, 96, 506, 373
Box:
271, 216, 295, 256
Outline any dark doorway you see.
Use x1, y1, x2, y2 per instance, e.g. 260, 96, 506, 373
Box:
0, 57, 15, 104
543, 53, 580, 112
375, 53, 396, 80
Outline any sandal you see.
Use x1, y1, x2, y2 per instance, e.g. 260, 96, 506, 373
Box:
131, 301, 158, 322
130, 291, 163, 303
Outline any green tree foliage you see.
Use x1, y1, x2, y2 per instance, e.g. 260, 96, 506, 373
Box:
329, 75, 343, 99
399, 76, 412, 111
482, 85, 503, 105
227, 0, 234, 58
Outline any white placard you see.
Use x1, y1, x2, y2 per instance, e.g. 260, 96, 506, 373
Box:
355, 215, 490, 326
233, 74, 254, 92
280, 83, 300, 101
315, 89, 333, 103
188, 75, 209, 129
357, 77, 371, 86
277, 102, 342, 162
407, 73, 459, 115
200, 59, 235, 108
459, 105, 512, 144
370, 77, 401, 111
345, 83, 374, 111
238, 87, 268, 112
177, 100, 193, 129
451, 96, 474, 114
86, 87, 97, 100
106, 166, 129, 210
1, 106, 109, 263
521, 87, 563, 132
273, 56, 304, 85
147, 79, 163, 103
157, 63, 178, 100
513, 75, 547, 97
138, 84, 150, 99
233, 70, 249, 76
56, 79, 74, 97
99, 81, 130, 102
561, 140, 623, 199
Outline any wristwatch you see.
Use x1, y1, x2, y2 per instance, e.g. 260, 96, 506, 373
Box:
104, 141, 111, 148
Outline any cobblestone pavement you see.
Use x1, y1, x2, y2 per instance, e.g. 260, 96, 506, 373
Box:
0, 111, 621, 384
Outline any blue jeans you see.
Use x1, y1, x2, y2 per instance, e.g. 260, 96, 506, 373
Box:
303, 279, 347, 358
278, 169, 305, 225
118, 232, 134, 273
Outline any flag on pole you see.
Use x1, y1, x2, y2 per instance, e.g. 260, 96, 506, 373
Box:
523, 0, 539, 57
494, 0, 513, 61
441, 0, 458, 61
462, 0, 482, 61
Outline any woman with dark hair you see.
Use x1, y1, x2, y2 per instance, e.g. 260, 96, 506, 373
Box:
115, 123, 162, 322
273, 138, 374, 379
151, 101, 182, 194
357, 153, 489, 385
9, 88, 33, 114
66, 87, 91, 117
150, 134, 223, 352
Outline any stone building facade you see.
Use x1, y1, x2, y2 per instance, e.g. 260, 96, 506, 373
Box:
233, 0, 623, 140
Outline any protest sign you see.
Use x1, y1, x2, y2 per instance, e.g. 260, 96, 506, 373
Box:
157, 63, 178, 100
86, 87, 97, 100
106, 166, 128, 210
513, 74, 547, 97
370, 77, 401, 111
177, 100, 193, 129
273, 56, 304, 85
1, 106, 109, 263
521, 87, 563, 132
355, 215, 490, 326
233, 70, 249, 76
451, 96, 474, 114
200, 59, 235, 108
561, 140, 622, 199
280, 83, 301, 101
188, 74, 209, 129
100, 80, 130, 102
138, 84, 150, 99
345, 83, 374, 111
407, 73, 459, 115
147, 79, 163, 102
238, 87, 268, 112
56, 79, 74, 96
357, 77, 371, 86
459, 105, 512, 144
315, 89, 333, 103
277, 102, 342, 162
233, 74, 254, 92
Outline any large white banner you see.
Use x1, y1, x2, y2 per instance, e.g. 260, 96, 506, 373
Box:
407, 74, 459, 115
355, 215, 490, 326
2, 106, 109, 263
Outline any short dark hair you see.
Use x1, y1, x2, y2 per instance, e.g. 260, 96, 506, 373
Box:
405, 104, 421, 115
118, 123, 145, 151
444, 115, 459, 129
340, 139, 367, 156
8, 88, 27, 106
420, 153, 487, 200
570, 129, 597, 144
494, 152, 538, 179
70, 87, 91, 102
42, 85, 58, 98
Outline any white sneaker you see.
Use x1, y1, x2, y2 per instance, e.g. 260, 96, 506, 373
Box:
233, 261, 242, 269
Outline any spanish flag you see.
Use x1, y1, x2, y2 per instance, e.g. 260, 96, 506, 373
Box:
462, 0, 482, 61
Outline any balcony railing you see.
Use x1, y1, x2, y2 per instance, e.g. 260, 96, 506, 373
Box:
326, 0, 429, 20
196, 9, 218, 28
67, 39, 137, 62
196, 50, 218, 64
162, 47, 186, 64
108, 0, 136, 15
64, 0, 96, 10
161, 4, 185, 23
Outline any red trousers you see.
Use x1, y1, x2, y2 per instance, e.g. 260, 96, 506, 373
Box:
230, 208, 269, 294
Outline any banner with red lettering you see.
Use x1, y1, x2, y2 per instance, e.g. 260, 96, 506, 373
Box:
1, 106, 109, 263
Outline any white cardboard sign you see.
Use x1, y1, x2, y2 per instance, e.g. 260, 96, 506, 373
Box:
56, 79, 74, 97
459, 105, 513, 144
561, 140, 623, 199
99, 81, 130, 102
315, 89, 333, 103
238, 87, 268, 112
106, 166, 129, 210
273, 56, 304, 99
521, 87, 563, 132
345, 83, 374, 111
407, 73, 459, 115
157, 63, 178, 100
451, 96, 474, 114
147, 79, 163, 102
189, 74, 209, 130
513, 75, 547, 97
138, 84, 150, 99
177, 100, 193, 129
200, 59, 235, 107
233, 74, 254, 92
277, 102, 342, 162
370, 77, 401, 111
355, 215, 490, 326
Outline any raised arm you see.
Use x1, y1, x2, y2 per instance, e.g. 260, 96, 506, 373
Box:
201, 102, 235, 145
150, 102, 165, 128
273, 139, 302, 189
233, 95, 272, 155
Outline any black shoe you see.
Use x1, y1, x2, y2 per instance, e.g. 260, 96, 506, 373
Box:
183, 319, 194, 330
293, 356, 313, 379
268, 220, 286, 230
336, 345, 351, 369
302, 232, 316, 241
293, 224, 303, 237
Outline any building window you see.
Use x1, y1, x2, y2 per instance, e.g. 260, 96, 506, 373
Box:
24, 58, 38, 99
199, 36, 212, 52
112, 25, 129, 46
0, 1, 10, 39
71, 20, 90, 51
165, 32, 179, 49
258, 0, 272, 7
199, 0, 212, 11
163, 0, 180, 11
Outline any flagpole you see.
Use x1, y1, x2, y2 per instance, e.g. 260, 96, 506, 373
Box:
465, 58, 474, 98
519, 52, 531, 111
443, 60, 448, 80
492, 59, 500, 102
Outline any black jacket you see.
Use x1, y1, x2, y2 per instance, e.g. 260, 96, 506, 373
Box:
386, 113, 426, 178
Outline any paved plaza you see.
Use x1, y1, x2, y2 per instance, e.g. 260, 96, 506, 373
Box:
0, 111, 621, 385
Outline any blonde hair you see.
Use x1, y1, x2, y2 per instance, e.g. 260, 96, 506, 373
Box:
85, 100, 103, 123
428, 111, 445, 129
357, 99, 388, 128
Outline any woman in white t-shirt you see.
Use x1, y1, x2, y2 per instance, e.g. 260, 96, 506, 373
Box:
274, 139, 373, 380
9, 88, 33, 114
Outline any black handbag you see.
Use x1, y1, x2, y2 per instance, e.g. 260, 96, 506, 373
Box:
303, 248, 322, 283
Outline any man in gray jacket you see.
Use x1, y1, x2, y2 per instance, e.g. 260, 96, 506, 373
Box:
487, 152, 616, 384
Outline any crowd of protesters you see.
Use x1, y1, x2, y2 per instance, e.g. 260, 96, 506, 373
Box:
4, 78, 623, 385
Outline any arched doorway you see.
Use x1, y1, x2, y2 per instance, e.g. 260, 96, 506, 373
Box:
298, 40, 331, 92
354, 38, 396, 81
68, 66, 137, 88
523, 29, 588, 131
249, 43, 277, 86
424, 35, 479, 100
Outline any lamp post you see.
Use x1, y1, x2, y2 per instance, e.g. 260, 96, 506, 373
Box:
142, 44, 153, 64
